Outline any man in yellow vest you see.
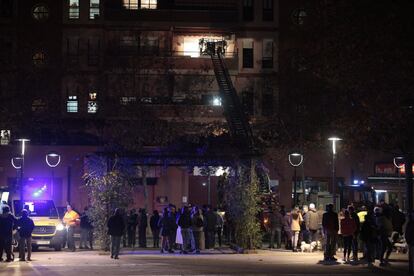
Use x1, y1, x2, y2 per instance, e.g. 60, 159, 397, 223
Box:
63, 205, 79, 251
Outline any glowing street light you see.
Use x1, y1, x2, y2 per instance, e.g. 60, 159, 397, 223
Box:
288, 152, 304, 206
46, 152, 61, 198
328, 137, 341, 209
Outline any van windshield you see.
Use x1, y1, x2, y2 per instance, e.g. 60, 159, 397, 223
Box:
13, 200, 59, 218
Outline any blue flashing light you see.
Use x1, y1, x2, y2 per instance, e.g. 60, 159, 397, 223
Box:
353, 180, 358, 184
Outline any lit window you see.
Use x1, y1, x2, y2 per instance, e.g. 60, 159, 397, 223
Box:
292, 8, 307, 25
33, 51, 45, 66
88, 101, 98, 113
123, 0, 138, 9
120, 96, 137, 105
69, 0, 79, 19
89, 91, 97, 100
184, 37, 200, 58
33, 4, 49, 21
141, 0, 157, 9
0, 130, 11, 145
67, 96, 78, 113
90, 0, 100, 19
212, 96, 222, 106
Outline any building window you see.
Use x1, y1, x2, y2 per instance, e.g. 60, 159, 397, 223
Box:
243, 0, 254, 21
66, 37, 80, 65
88, 91, 98, 113
242, 88, 254, 115
69, 0, 79, 19
242, 40, 254, 68
123, 0, 138, 9
32, 4, 49, 21
88, 38, 100, 66
262, 87, 273, 116
120, 36, 139, 55
262, 0, 273, 21
292, 8, 307, 25
141, 0, 157, 9
141, 36, 159, 55
32, 51, 45, 66
0, 0, 13, 18
120, 96, 137, 105
67, 96, 78, 113
90, 0, 100, 19
262, 39, 273, 68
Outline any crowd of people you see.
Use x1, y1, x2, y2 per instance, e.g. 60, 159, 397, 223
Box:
107, 204, 224, 259
266, 200, 414, 266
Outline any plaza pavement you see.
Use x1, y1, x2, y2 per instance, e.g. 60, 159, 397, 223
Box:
0, 247, 411, 276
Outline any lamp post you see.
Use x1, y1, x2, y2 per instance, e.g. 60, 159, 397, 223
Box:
288, 152, 304, 207
16, 138, 29, 203
328, 137, 341, 209
46, 152, 61, 199
393, 156, 405, 209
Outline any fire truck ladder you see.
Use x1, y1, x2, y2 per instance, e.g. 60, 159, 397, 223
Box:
210, 52, 254, 150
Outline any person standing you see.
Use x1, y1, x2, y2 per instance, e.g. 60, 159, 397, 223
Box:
340, 210, 357, 262
168, 205, 178, 251
158, 207, 171, 253
322, 204, 339, 261
191, 206, 205, 254
150, 210, 160, 248
269, 207, 283, 249
283, 210, 292, 250
80, 207, 93, 249
127, 209, 138, 248
376, 207, 393, 266
290, 207, 303, 252
204, 206, 217, 249
17, 209, 35, 261
306, 203, 320, 242
348, 205, 360, 261
361, 213, 377, 267
0, 206, 17, 262
215, 209, 224, 248
63, 205, 79, 252
138, 209, 148, 248
177, 206, 192, 254
107, 208, 125, 259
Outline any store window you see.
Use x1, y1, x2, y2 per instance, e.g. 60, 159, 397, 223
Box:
67, 96, 78, 113
242, 40, 254, 68
32, 4, 49, 21
69, 0, 79, 19
90, 0, 100, 19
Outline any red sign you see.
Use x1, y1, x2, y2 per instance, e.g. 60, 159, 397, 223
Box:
399, 165, 414, 175
375, 163, 396, 175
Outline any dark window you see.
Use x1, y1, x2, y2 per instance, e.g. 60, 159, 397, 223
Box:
33, 51, 45, 66
243, 0, 254, 21
140, 36, 159, 56
292, 8, 307, 25
88, 38, 100, 66
262, 88, 273, 116
243, 40, 254, 68
0, 38, 12, 65
242, 89, 254, 116
262, 0, 273, 21
0, 0, 13, 18
119, 36, 139, 55
66, 37, 80, 65
262, 39, 273, 68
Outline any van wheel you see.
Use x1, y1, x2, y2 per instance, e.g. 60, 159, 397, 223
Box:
54, 244, 62, 251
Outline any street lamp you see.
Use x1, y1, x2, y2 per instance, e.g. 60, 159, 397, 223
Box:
16, 138, 30, 203
393, 156, 404, 209
46, 152, 61, 199
328, 137, 341, 209
289, 152, 304, 206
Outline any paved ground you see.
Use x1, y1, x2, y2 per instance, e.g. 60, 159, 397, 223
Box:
0, 247, 411, 276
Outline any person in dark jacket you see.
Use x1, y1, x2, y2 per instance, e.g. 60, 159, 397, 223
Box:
168, 205, 178, 251
377, 207, 393, 266
348, 205, 360, 261
177, 206, 192, 253
127, 209, 138, 248
204, 205, 217, 249
0, 205, 17, 262
361, 212, 377, 267
107, 208, 125, 259
138, 209, 147, 248
405, 212, 414, 272
158, 207, 172, 253
80, 207, 93, 249
322, 204, 339, 261
391, 205, 406, 235
269, 207, 284, 249
17, 209, 35, 261
150, 210, 160, 248
282, 210, 292, 250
